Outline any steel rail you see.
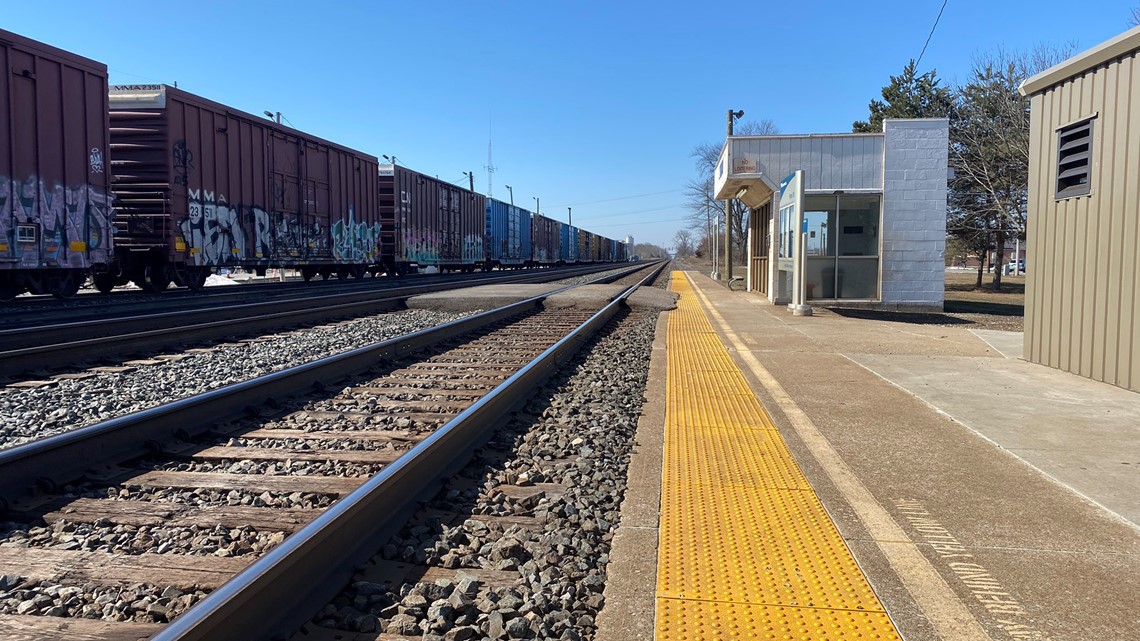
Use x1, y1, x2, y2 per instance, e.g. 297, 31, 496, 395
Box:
0, 262, 653, 377
0, 263, 629, 331
0, 262, 632, 345
0, 263, 660, 505
150, 260, 667, 641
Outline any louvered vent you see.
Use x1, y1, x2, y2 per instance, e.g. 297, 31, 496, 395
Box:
1056, 117, 1094, 199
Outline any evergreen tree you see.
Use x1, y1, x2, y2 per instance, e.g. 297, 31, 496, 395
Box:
852, 59, 952, 133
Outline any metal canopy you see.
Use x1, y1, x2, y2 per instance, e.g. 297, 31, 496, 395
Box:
714, 140, 778, 208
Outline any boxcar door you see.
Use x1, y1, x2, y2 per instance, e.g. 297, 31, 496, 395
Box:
303, 141, 331, 261
269, 131, 304, 261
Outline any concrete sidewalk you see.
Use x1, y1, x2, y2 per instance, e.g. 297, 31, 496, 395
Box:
602, 269, 1140, 641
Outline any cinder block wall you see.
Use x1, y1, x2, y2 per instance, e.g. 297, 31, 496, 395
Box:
881, 119, 949, 310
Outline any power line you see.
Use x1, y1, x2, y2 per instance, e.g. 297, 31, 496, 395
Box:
579, 216, 691, 229
563, 188, 683, 207
916, 0, 949, 69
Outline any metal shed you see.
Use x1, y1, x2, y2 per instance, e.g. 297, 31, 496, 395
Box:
1019, 26, 1140, 392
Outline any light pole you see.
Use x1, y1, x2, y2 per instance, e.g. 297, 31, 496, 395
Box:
462, 171, 474, 192
727, 109, 744, 136
504, 185, 513, 207
382, 155, 398, 165
263, 110, 281, 124
533, 196, 539, 217
567, 207, 572, 228
705, 184, 712, 266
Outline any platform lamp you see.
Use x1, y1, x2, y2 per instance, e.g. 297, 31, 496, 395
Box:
504, 185, 514, 207
263, 111, 281, 124
533, 196, 539, 217
382, 155, 398, 166
727, 109, 744, 136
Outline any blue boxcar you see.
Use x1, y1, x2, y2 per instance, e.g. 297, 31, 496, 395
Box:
485, 198, 532, 268
560, 223, 579, 263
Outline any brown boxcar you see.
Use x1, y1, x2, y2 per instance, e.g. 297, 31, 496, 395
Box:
589, 232, 603, 262
576, 229, 590, 263
532, 214, 561, 265
0, 29, 113, 299
378, 164, 485, 273
107, 84, 379, 291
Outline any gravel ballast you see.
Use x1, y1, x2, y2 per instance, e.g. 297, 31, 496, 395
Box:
0, 308, 471, 450
306, 308, 660, 641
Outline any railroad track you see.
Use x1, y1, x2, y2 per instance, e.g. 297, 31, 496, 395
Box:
0, 263, 655, 379
0, 263, 633, 330
0, 262, 667, 641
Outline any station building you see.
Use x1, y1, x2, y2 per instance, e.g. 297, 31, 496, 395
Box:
713, 118, 949, 310
1019, 26, 1140, 392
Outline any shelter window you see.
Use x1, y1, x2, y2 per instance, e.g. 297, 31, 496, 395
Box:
1055, 117, 1094, 200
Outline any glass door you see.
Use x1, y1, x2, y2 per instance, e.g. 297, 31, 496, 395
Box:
803, 194, 880, 300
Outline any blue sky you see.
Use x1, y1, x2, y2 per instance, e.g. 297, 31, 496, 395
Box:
5, 1, 1136, 249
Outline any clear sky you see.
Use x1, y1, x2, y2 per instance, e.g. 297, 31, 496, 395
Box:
5, 1, 1136, 249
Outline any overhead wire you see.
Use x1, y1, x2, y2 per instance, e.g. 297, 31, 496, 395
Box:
915, 0, 949, 69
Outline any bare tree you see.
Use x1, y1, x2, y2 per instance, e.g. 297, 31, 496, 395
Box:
632, 242, 669, 259
1131, 4, 1140, 26
684, 119, 778, 266
673, 229, 696, 259
949, 44, 1074, 290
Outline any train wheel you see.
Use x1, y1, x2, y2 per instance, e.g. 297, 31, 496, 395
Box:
301, 266, 316, 282
142, 265, 171, 293
335, 268, 350, 280
52, 271, 83, 299
0, 279, 22, 302
320, 269, 332, 281
350, 266, 366, 279
186, 269, 210, 291
92, 273, 116, 294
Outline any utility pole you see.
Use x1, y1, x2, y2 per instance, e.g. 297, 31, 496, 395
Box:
705, 186, 712, 266
727, 109, 743, 136
722, 109, 744, 283
465, 171, 474, 192
725, 200, 734, 282
567, 207, 572, 228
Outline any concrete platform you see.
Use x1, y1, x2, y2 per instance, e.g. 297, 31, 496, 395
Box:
602, 269, 1140, 641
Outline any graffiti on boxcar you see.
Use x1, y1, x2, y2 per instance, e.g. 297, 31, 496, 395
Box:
206, 200, 244, 263
0, 175, 112, 269
173, 140, 193, 187
181, 189, 247, 265
89, 148, 105, 174
402, 229, 440, 264
179, 198, 206, 265
462, 234, 483, 263
331, 207, 382, 263
66, 184, 112, 255
251, 207, 271, 259
275, 213, 305, 259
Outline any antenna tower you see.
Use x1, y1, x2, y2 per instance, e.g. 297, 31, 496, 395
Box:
484, 137, 496, 199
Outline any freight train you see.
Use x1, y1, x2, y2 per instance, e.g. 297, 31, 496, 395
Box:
0, 29, 627, 300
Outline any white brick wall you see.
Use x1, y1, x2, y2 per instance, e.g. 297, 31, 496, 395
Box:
881, 119, 949, 309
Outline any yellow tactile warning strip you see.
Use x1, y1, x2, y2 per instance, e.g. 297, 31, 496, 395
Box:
656, 272, 901, 640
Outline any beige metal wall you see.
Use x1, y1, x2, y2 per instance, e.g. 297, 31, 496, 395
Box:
1025, 50, 1140, 391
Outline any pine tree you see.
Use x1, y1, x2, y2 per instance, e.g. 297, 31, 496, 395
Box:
852, 59, 952, 133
